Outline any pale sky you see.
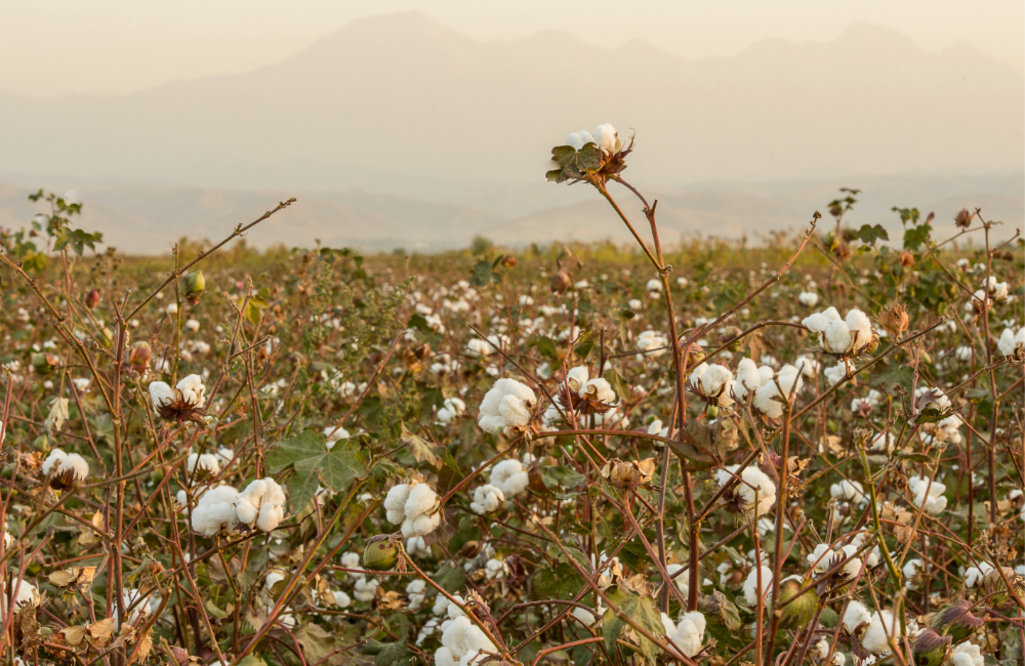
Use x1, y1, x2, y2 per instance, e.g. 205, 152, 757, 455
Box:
2, 0, 1022, 98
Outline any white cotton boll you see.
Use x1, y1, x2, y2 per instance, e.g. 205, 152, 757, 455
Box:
964, 562, 993, 588
485, 558, 508, 580
185, 318, 200, 332
868, 432, 895, 455
593, 124, 619, 154
187, 452, 220, 476
340, 551, 361, 572
798, 291, 819, 307
237, 478, 287, 532
405, 483, 440, 518
175, 374, 206, 407
753, 381, 784, 418
407, 578, 427, 610
384, 484, 411, 525
403, 512, 442, 538
166, 303, 178, 315
354, 577, 379, 602
333, 591, 352, 608
42, 448, 67, 476
572, 605, 602, 626
435, 647, 458, 666
470, 484, 505, 515
148, 381, 175, 411
802, 312, 832, 334
951, 641, 984, 666
566, 366, 589, 393
490, 459, 529, 498
842, 601, 872, 634
190, 485, 240, 536
846, 310, 873, 351
323, 426, 351, 450
478, 378, 536, 435
861, 610, 903, 654
824, 320, 854, 354
583, 377, 617, 404
565, 130, 594, 150
824, 363, 846, 386
699, 364, 735, 406
830, 480, 865, 503
794, 355, 819, 378
716, 465, 776, 517
646, 279, 661, 292
497, 394, 531, 429
743, 566, 773, 605
673, 611, 706, 657
406, 536, 429, 557
58, 453, 89, 481
734, 358, 762, 401
666, 563, 689, 598
902, 559, 922, 586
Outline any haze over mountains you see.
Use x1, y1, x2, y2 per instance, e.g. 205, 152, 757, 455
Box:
0, 13, 1021, 253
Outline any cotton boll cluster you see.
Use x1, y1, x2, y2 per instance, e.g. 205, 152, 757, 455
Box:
815, 638, 846, 666
687, 363, 735, 408
660, 611, 707, 657
437, 397, 467, 425
951, 641, 984, 666
716, 465, 777, 517
997, 327, 1025, 357
41, 448, 90, 484
190, 485, 240, 536
470, 484, 505, 515
489, 456, 530, 498
384, 481, 442, 538
562, 366, 618, 408
921, 416, 962, 447
434, 615, 498, 666
187, 451, 220, 476
636, 330, 669, 360
908, 476, 947, 515
484, 557, 508, 581
850, 389, 883, 415
798, 291, 819, 307
861, 610, 904, 654
807, 543, 862, 579
965, 277, 1010, 313
824, 362, 847, 386
477, 378, 536, 437
802, 307, 875, 356
236, 478, 287, 532
592, 124, 622, 155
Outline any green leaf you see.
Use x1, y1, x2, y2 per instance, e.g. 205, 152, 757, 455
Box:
869, 365, 913, 391
363, 640, 409, 666
903, 224, 931, 251
857, 224, 889, 246
536, 336, 560, 362
238, 658, 268, 666
244, 295, 270, 325
539, 465, 586, 490
266, 430, 366, 512
432, 561, 466, 593
399, 422, 441, 469
534, 563, 586, 601
204, 598, 228, 620
602, 587, 664, 663
547, 143, 602, 184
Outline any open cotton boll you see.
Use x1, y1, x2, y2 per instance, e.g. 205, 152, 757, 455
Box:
478, 378, 536, 436
997, 328, 1025, 357
668, 611, 707, 658
842, 601, 872, 634
470, 484, 505, 515
964, 562, 993, 588
845, 309, 873, 351
798, 291, 819, 307
689, 363, 735, 407
951, 641, 984, 666
824, 363, 847, 386
565, 130, 594, 150
794, 354, 820, 378
333, 590, 352, 608
407, 579, 427, 610
566, 365, 591, 392
58, 453, 89, 482
861, 610, 904, 654
0, 580, 39, 624
716, 465, 776, 517
490, 459, 529, 498
743, 566, 773, 605
340, 551, 361, 574
175, 374, 206, 407
733, 358, 762, 401
635, 330, 668, 359
236, 478, 287, 532
752, 365, 802, 419
824, 320, 854, 354
384, 484, 411, 524
583, 377, 617, 404
148, 381, 175, 412
646, 278, 661, 292
484, 557, 508, 580
42, 448, 67, 476
593, 124, 620, 154
187, 452, 220, 476
830, 479, 866, 503
571, 604, 603, 626
354, 577, 379, 602
666, 563, 689, 598
323, 426, 351, 450
190, 485, 239, 536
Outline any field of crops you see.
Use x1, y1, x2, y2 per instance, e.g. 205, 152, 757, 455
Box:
0, 129, 1022, 666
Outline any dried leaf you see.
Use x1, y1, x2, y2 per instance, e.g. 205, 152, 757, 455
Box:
400, 421, 441, 468
88, 617, 115, 641
62, 625, 88, 648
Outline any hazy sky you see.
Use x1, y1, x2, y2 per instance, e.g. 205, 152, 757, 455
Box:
3, 0, 1023, 97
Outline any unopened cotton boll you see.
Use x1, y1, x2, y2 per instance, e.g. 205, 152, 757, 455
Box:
470, 484, 505, 515
861, 610, 904, 654
190, 485, 240, 536
490, 459, 529, 498
236, 478, 287, 532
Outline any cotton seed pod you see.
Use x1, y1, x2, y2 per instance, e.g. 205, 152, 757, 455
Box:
911, 628, 951, 666
32, 352, 59, 376
129, 341, 152, 373
982, 567, 1025, 613
499, 254, 517, 268
84, 289, 101, 310
550, 271, 572, 294
877, 302, 909, 339
954, 208, 973, 229
929, 600, 984, 641
182, 270, 206, 304
779, 578, 818, 628
362, 539, 399, 571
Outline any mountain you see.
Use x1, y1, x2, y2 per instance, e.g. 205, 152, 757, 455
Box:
0, 13, 1020, 215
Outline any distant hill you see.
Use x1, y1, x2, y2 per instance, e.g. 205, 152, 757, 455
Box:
0, 13, 1021, 217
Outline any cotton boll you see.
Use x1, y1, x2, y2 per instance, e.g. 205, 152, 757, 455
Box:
673, 611, 706, 657
42, 448, 67, 476
964, 562, 993, 588
323, 426, 351, 450
175, 374, 206, 407
340, 551, 361, 573
666, 563, 689, 598
571, 604, 602, 626
405, 483, 440, 517
565, 130, 594, 150
0, 580, 39, 623
384, 484, 411, 525
798, 291, 819, 307
187, 452, 220, 476
824, 363, 846, 386
583, 377, 617, 405
593, 124, 620, 154
490, 459, 529, 498
333, 590, 352, 608
470, 484, 505, 515
354, 577, 379, 602
716, 465, 776, 517
824, 320, 854, 354
478, 378, 536, 435
407, 579, 427, 610
845, 309, 873, 351
57, 453, 89, 481
951, 641, 984, 666
830, 479, 865, 503
743, 566, 773, 605
802, 312, 832, 334
566, 366, 589, 393
237, 478, 287, 532
842, 601, 872, 634
861, 610, 904, 654
148, 382, 175, 411
734, 358, 762, 401
190, 485, 240, 536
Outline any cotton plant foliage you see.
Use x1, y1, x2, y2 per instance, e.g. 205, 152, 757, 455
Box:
0, 141, 1018, 666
